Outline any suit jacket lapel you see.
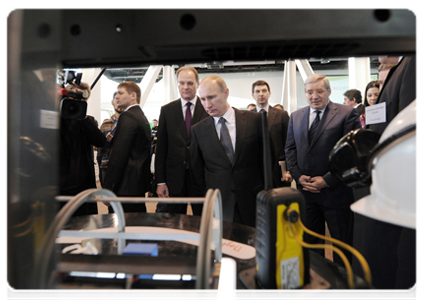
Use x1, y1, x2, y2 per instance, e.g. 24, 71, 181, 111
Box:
205, 116, 232, 165
234, 109, 247, 165
300, 107, 310, 148
267, 106, 277, 130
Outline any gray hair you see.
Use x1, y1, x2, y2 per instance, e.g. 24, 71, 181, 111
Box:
304, 74, 331, 90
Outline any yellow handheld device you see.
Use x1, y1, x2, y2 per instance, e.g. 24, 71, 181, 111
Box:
256, 187, 309, 289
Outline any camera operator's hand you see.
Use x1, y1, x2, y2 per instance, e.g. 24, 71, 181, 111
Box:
106, 132, 114, 142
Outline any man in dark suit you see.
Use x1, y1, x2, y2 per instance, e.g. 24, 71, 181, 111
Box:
353, 55, 416, 289
190, 75, 264, 227
343, 88, 365, 115
251, 80, 292, 187
103, 82, 152, 213
285, 74, 361, 265
155, 66, 209, 215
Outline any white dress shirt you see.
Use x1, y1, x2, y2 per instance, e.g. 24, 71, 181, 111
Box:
257, 104, 269, 112
181, 97, 197, 120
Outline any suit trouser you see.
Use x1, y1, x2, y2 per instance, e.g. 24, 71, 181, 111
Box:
164, 169, 203, 216
60, 183, 98, 216
353, 214, 399, 289
352, 186, 416, 289
299, 188, 354, 267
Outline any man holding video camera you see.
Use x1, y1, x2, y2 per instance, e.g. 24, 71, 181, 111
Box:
59, 81, 106, 216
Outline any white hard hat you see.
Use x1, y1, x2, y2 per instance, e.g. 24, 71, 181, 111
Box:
351, 100, 416, 229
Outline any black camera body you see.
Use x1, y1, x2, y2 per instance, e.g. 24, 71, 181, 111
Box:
57, 70, 88, 120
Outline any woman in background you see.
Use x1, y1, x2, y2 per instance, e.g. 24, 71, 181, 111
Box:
361, 80, 380, 126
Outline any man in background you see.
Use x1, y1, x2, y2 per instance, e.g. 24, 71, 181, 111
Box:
103, 82, 151, 213
60, 81, 106, 215
97, 91, 123, 185
151, 118, 158, 156
285, 74, 361, 266
273, 104, 285, 111
154, 66, 209, 215
251, 80, 291, 187
377, 56, 400, 88
353, 55, 416, 289
343, 88, 364, 115
246, 103, 256, 111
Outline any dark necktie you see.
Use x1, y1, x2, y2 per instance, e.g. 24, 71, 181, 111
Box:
309, 110, 321, 142
219, 117, 234, 164
185, 102, 192, 137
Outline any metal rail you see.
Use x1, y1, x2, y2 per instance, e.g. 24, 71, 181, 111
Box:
33, 188, 223, 289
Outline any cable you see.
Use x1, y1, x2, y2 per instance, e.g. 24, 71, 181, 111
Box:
286, 207, 372, 288
288, 221, 355, 289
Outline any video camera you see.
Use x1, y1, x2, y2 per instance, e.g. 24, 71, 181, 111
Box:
57, 69, 87, 120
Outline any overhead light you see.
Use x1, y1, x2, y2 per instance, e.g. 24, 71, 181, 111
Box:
207, 63, 224, 70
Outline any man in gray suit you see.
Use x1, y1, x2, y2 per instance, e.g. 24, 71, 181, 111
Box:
251, 80, 292, 187
190, 75, 264, 227
285, 74, 361, 265
155, 66, 209, 215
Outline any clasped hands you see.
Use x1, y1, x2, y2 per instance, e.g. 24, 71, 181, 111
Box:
299, 175, 328, 193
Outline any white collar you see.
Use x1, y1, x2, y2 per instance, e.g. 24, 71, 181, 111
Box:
310, 105, 327, 116
125, 104, 139, 112
181, 97, 197, 107
257, 104, 269, 112
213, 106, 235, 126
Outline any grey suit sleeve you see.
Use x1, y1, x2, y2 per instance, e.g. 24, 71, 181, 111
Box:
322, 107, 361, 188
284, 116, 301, 182
279, 110, 290, 161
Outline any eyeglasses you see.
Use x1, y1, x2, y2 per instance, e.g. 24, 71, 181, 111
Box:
305, 89, 327, 96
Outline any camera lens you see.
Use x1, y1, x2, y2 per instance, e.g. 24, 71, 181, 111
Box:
67, 102, 80, 115
60, 98, 87, 120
